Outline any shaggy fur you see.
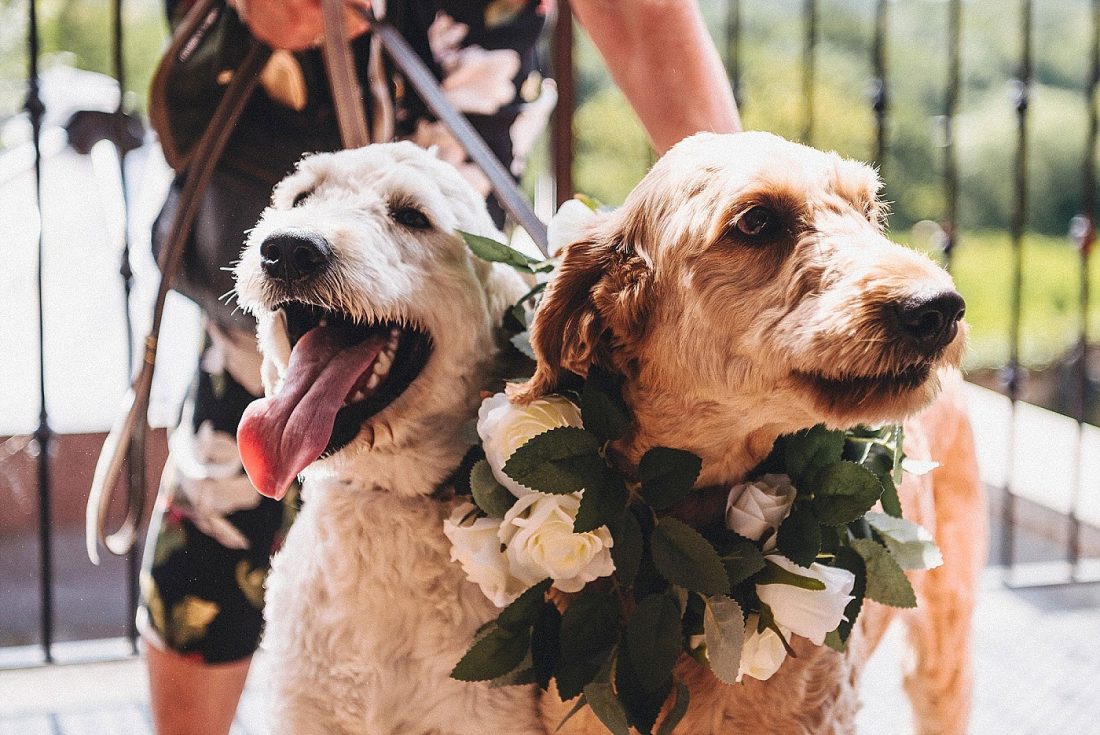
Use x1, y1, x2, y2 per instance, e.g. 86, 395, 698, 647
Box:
516, 132, 984, 734
235, 142, 543, 734
236, 134, 984, 735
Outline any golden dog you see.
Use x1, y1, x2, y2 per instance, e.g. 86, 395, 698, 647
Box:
517, 132, 985, 734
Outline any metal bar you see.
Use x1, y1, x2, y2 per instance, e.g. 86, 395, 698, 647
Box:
1069, 0, 1100, 577
801, 0, 817, 145
942, 0, 962, 268
552, 1, 574, 208
110, 0, 144, 655
726, 0, 743, 110
366, 15, 548, 252
25, 0, 53, 663
871, 0, 889, 176
1002, 0, 1032, 574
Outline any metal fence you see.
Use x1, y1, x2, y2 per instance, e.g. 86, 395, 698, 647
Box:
6, 0, 1099, 669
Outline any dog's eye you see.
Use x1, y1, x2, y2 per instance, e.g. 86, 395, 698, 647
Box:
734, 206, 778, 239
291, 190, 313, 207
391, 207, 432, 230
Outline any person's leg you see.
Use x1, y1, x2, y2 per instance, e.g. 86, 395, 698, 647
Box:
139, 331, 295, 734
145, 643, 251, 735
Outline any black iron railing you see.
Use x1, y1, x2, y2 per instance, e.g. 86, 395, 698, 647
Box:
8, 0, 1100, 669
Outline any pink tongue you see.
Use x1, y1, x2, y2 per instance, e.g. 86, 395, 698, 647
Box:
238, 327, 385, 500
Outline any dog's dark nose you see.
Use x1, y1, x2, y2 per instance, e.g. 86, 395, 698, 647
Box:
260, 232, 331, 283
894, 290, 966, 353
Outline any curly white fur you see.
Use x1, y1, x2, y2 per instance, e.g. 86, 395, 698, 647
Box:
235, 143, 544, 734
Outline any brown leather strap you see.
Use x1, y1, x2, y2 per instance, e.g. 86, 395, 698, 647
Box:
322, 0, 371, 148
87, 29, 273, 562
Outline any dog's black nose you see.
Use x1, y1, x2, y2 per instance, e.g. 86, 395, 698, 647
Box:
894, 290, 966, 353
260, 232, 332, 284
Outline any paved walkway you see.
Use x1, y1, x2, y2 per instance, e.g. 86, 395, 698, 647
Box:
2, 572, 1098, 734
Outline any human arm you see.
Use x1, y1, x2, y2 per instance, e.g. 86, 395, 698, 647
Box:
569, 0, 741, 153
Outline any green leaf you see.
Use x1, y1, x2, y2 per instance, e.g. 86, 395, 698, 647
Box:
451, 626, 531, 682
610, 509, 644, 587
470, 460, 517, 518
892, 424, 905, 485
811, 461, 884, 526
775, 505, 822, 567
862, 446, 903, 518
531, 601, 562, 690
877, 470, 903, 518
824, 629, 846, 652
702, 595, 744, 685
497, 579, 551, 632
615, 653, 672, 734
574, 471, 628, 533
850, 539, 916, 608
452, 445, 484, 497
503, 427, 604, 495
460, 230, 553, 273
582, 683, 630, 735
624, 595, 683, 693
555, 693, 589, 732
655, 680, 690, 735
508, 301, 529, 331
782, 424, 846, 484
650, 518, 730, 595
754, 558, 827, 591
831, 546, 866, 644
558, 591, 620, 700
638, 448, 702, 511
708, 531, 766, 586
580, 366, 633, 442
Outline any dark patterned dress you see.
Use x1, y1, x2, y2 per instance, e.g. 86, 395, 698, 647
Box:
139, 0, 552, 663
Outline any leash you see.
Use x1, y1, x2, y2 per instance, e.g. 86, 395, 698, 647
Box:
87, 0, 549, 561
357, 4, 550, 254
87, 0, 273, 563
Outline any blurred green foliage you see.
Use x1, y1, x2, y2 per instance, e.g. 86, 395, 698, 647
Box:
910, 231, 1100, 371
0, 0, 166, 122
3, 0, 1098, 372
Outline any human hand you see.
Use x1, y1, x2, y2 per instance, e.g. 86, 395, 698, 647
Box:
229, 0, 371, 51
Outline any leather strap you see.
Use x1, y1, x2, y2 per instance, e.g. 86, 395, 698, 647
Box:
88, 1, 273, 562
321, 0, 371, 148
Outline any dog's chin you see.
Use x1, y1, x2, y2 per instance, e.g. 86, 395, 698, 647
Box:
795, 356, 961, 427
278, 301, 434, 456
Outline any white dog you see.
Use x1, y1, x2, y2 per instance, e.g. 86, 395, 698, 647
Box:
234, 142, 544, 734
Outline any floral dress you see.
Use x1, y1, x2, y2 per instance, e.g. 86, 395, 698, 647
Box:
139, 0, 552, 663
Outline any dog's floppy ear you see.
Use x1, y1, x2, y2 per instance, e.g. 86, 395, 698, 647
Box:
513, 223, 653, 402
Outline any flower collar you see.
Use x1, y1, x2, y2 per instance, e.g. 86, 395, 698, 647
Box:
441, 209, 943, 734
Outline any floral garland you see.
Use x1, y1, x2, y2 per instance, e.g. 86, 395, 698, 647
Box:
442, 211, 942, 735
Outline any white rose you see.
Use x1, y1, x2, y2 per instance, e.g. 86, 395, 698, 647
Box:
725, 474, 797, 550
443, 503, 528, 608
477, 393, 584, 498
737, 614, 790, 683
548, 198, 599, 256
499, 492, 614, 593
865, 512, 944, 571
756, 555, 855, 646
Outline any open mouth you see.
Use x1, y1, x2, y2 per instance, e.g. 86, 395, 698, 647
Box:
237, 301, 432, 500
796, 362, 932, 409
281, 302, 433, 442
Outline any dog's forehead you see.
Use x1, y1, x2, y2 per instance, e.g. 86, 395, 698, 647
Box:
667, 132, 881, 203
298, 144, 456, 193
